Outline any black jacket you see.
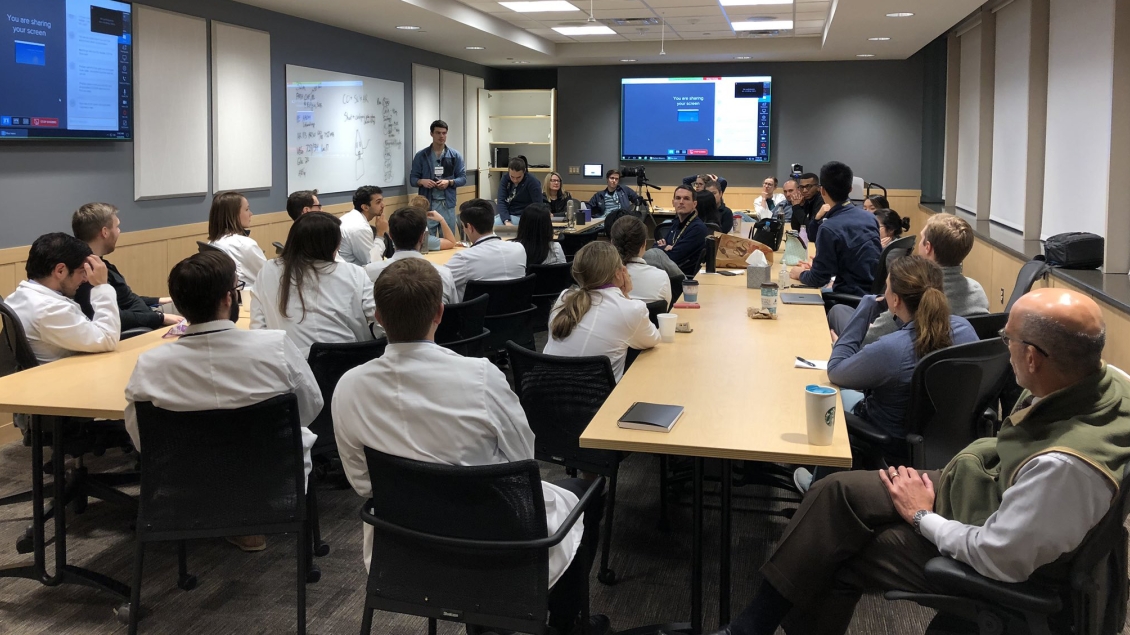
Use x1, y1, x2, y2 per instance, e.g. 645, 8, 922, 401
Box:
791, 193, 825, 234
77, 259, 162, 331
543, 191, 574, 217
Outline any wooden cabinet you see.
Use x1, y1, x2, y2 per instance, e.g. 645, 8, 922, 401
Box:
476, 89, 556, 200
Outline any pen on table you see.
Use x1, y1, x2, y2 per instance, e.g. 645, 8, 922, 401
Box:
796, 356, 816, 367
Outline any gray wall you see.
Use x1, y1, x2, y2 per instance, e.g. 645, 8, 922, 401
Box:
0, 0, 495, 249
556, 56, 926, 191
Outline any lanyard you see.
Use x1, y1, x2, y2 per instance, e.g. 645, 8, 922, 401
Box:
671, 212, 699, 246
474, 236, 501, 247
181, 328, 232, 338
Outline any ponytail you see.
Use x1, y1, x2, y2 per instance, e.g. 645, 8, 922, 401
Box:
887, 255, 953, 359
551, 288, 595, 340
550, 241, 623, 340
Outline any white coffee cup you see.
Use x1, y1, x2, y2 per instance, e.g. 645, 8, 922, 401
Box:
657, 313, 677, 343
804, 384, 838, 446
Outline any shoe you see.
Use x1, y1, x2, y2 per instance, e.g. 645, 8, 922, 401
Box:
793, 467, 813, 494
225, 535, 267, 552
567, 614, 611, 635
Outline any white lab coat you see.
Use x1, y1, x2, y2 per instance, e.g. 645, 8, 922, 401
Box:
542, 242, 566, 265
332, 341, 582, 585
364, 251, 458, 305
338, 209, 376, 266
626, 258, 673, 306
210, 233, 267, 289
445, 235, 528, 301
4, 279, 120, 364
753, 192, 787, 220
124, 321, 322, 483
544, 288, 661, 382
251, 259, 376, 357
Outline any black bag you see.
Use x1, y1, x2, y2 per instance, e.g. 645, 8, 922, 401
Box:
749, 217, 784, 251
1044, 232, 1104, 269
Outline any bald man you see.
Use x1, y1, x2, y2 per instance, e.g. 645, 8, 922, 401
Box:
690, 289, 1130, 635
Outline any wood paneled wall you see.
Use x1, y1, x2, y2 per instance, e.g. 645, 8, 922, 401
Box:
562, 185, 922, 217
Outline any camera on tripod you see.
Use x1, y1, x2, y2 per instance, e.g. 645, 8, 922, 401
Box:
620, 166, 648, 186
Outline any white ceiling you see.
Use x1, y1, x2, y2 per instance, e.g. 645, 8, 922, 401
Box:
234, 0, 987, 67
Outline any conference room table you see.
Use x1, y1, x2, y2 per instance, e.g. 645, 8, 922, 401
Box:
580, 272, 852, 634
0, 320, 249, 603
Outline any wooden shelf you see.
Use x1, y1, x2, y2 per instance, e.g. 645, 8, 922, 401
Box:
489, 115, 551, 119
489, 141, 551, 145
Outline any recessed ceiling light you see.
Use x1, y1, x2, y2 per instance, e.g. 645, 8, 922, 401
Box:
732, 20, 792, 31
553, 25, 616, 35
857, 54, 875, 57
396, 25, 421, 30
719, 0, 791, 6
499, 1, 580, 12
620, 59, 637, 62
511, 60, 531, 64
885, 12, 913, 18
466, 46, 486, 50
868, 37, 891, 41
735, 55, 752, 59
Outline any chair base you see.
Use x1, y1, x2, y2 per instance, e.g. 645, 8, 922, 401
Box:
616, 621, 693, 635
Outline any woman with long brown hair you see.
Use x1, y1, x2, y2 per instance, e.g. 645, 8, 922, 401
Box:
251, 212, 376, 356
543, 241, 660, 381
207, 190, 267, 288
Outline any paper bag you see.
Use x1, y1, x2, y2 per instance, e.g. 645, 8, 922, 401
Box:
713, 232, 774, 268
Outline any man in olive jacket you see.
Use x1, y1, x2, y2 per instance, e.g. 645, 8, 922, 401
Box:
692, 288, 1130, 635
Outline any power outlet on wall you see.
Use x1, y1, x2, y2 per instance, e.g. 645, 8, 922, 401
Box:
568, 166, 580, 175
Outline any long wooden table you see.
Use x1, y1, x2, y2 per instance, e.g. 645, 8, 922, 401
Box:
580, 272, 851, 634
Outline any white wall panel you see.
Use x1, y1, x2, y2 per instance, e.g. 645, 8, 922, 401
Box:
412, 64, 440, 167
212, 22, 272, 192
989, 0, 1031, 230
439, 71, 465, 159
464, 76, 484, 170
955, 26, 982, 213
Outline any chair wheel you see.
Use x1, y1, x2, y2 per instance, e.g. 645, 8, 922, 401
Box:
306, 566, 321, 584
15, 535, 33, 554
597, 569, 617, 585
115, 602, 132, 625
70, 495, 88, 515
178, 574, 197, 591
314, 542, 330, 557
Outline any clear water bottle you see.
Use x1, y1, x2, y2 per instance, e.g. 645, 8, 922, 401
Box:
778, 260, 789, 289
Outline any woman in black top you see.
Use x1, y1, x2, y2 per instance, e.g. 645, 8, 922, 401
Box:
515, 203, 566, 266
542, 171, 573, 217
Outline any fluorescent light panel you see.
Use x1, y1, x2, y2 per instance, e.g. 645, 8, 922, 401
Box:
719, 0, 791, 6
731, 20, 792, 31
553, 25, 616, 35
499, 1, 579, 12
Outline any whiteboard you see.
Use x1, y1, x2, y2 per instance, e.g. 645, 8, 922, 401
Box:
213, 22, 272, 192
286, 65, 406, 194
133, 6, 208, 200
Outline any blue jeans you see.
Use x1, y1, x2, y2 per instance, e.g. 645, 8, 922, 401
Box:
430, 197, 459, 241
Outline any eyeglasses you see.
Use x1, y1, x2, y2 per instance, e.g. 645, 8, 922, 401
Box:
310, 204, 323, 210
998, 328, 1049, 357
232, 281, 246, 305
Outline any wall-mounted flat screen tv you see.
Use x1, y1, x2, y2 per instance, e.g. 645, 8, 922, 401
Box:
621, 75, 771, 163
0, 0, 132, 140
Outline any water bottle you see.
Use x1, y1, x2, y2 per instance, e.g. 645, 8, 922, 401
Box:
778, 261, 789, 289
565, 199, 577, 230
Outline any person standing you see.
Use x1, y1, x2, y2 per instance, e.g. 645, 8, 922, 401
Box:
410, 120, 467, 240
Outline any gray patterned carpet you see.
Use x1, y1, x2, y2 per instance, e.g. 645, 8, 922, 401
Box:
0, 441, 949, 635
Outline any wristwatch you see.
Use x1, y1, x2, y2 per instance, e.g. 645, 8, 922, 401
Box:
912, 509, 931, 535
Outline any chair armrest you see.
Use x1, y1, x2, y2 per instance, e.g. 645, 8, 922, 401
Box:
359, 475, 606, 552
923, 557, 1062, 615
121, 327, 154, 340
823, 292, 862, 309
845, 411, 893, 447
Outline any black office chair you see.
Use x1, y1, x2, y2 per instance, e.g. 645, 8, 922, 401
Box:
121, 328, 154, 340
196, 241, 224, 254
464, 275, 538, 354
122, 394, 316, 634
669, 275, 684, 308
435, 294, 490, 357
823, 234, 916, 310
965, 312, 1010, 341
846, 338, 1012, 470
528, 262, 574, 334
273, 241, 285, 256
505, 342, 623, 584
626, 300, 669, 372
358, 447, 604, 634
887, 461, 1130, 635
559, 231, 600, 259
654, 219, 674, 243
1006, 259, 1052, 312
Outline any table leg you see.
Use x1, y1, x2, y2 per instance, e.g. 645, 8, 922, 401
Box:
0, 415, 46, 584
692, 457, 703, 635
720, 459, 732, 626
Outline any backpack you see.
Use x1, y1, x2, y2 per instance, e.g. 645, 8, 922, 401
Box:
749, 217, 784, 251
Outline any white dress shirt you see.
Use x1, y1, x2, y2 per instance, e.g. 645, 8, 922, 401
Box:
543, 288, 661, 381
364, 250, 458, 305
4, 279, 120, 364
338, 209, 376, 266
920, 452, 1114, 583
251, 259, 376, 357
753, 192, 787, 219
211, 233, 267, 289
542, 242, 566, 265
445, 235, 528, 301
124, 320, 323, 483
332, 341, 582, 585
626, 258, 672, 306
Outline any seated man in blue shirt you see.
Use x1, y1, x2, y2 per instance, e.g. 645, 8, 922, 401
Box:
648, 185, 708, 278
587, 169, 641, 218
496, 157, 542, 226
789, 161, 881, 296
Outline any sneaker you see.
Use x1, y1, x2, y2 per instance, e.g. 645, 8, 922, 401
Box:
225, 535, 267, 552
793, 467, 813, 494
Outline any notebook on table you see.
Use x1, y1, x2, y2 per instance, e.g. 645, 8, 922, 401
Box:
617, 402, 684, 432
781, 291, 824, 305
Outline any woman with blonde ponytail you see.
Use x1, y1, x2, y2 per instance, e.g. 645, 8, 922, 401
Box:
795, 255, 979, 492
544, 241, 661, 381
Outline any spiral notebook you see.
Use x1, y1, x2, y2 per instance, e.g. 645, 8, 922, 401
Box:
617, 402, 684, 432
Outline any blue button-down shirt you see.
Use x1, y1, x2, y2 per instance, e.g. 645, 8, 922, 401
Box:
409, 145, 467, 208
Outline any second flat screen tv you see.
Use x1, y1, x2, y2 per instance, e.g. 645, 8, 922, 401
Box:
621, 76, 771, 163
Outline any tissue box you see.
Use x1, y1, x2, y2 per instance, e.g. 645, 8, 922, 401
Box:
747, 264, 771, 289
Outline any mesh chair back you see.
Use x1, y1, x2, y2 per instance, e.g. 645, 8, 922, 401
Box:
529, 262, 574, 333
133, 394, 306, 539
0, 298, 38, 375
644, 300, 667, 327
870, 234, 916, 294
654, 219, 674, 243
363, 447, 550, 628
306, 339, 388, 454
559, 231, 599, 258
1065, 463, 1130, 634
1006, 259, 1052, 312
465, 275, 538, 351
506, 342, 620, 475
435, 294, 488, 345
196, 241, 225, 254
964, 312, 1010, 340
903, 338, 1012, 469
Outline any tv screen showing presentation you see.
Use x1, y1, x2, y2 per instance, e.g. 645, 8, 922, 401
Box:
621, 76, 771, 163
0, 0, 133, 140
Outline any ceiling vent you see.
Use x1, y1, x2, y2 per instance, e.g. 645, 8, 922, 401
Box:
602, 17, 661, 27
